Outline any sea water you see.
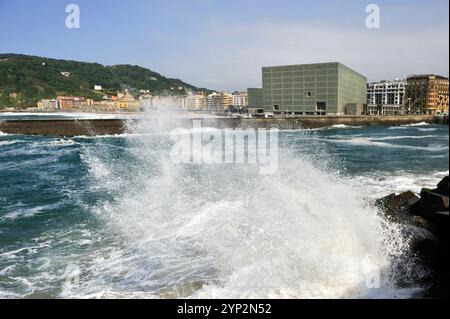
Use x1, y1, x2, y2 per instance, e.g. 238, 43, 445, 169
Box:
0, 117, 448, 299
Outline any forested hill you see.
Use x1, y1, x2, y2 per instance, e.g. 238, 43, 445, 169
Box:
0, 54, 211, 108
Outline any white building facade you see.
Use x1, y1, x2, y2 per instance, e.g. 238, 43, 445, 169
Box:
367, 79, 406, 115
232, 92, 248, 107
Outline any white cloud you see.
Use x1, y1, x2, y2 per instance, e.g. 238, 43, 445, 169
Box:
159, 21, 449, 91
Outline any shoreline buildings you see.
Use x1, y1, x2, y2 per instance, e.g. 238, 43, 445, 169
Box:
249, 62, 367, 116
366, 75, 449, 116
366, 79, 406, 115
405, 75, 449, 115
37, 92, 141, 112
232, 92, 248, 108
34, 67, 448, 116
248, 63, 449, 117
181, 93, 206, 110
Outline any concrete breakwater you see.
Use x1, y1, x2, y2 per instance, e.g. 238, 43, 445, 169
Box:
0, 115, 438, 136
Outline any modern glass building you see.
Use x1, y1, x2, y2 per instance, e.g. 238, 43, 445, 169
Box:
247, 88, 264, 109
261, 62, 367, 115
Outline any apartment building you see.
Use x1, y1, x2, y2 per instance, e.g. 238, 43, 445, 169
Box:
232, 92, 248, 107
405, 75, 449, 114
366, 79, 406, 115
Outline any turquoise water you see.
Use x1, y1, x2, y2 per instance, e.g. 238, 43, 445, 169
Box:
0, 122, 448, 298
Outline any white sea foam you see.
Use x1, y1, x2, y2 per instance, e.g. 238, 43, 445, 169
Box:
296, 124, 363, 132
0, 140, 17, 146
326, 137, 447, 152
1, 203, 62, 221
2, 109, 440, 299
402, 122, 430, 127
347, 170, 449, 199
371, 135, 442, 141
388, 122, 431, 130
418, 128, 438, 132
330, 124, 363, 129
74, 110, 416, 299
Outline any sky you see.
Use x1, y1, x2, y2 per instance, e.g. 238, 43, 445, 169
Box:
0, 0, 448, 91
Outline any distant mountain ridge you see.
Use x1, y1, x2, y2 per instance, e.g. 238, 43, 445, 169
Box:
0, 53, 212, 108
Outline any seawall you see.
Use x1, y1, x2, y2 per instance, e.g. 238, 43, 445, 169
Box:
0, 115, 439, 137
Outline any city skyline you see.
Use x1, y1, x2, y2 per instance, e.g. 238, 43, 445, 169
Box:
0, 0, 449, 92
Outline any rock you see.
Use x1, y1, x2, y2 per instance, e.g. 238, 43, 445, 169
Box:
410, 190, 449, 245
424, 274, 449, 299
393, 191, 421, 208
405, 225, 439, 243
427, 211, 449, 225
375, 177, 450, 299
434, 176, 449, 196
420, 189, 449, 210
413, 216, 439, 234
404, 225, 449, 276
413, 214, 449, 246
375, 191, 420, 222
374, 193, 396, 210
410, 190, 449, 218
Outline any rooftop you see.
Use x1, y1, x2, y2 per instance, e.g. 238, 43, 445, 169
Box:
407, 74, 449, 80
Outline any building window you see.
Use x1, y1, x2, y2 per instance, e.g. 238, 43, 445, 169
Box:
306, 92, 312, 98
316, 102, 327, 111
273, 105, 280, 111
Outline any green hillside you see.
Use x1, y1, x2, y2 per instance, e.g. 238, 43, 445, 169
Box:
0, 54, 211, 108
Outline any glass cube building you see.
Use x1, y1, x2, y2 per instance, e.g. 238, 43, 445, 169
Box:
260, 62, 367, 115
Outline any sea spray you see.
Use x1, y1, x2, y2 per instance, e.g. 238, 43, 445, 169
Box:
79, 109, 414, 298
2, 118, 447, 298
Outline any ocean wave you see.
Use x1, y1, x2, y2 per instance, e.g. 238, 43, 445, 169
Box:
75, 127, 224, 139
418, 128, 438, 132
20, 139, 80, 148
274, 124, 363, 132
388, 122, 431, 130
370, 135, 443, 141
347, 170, 449, 199
2, 112, 445, 299
0, 140, 18, 146
402, 122, 430, 127
75, 134, 130, 139
327, 137, 448, 152
46, 139, 78, 147
1, 203, 62, 221
74, 119, 417, 299
303, 124, 363, 131
330, 124, 363, 129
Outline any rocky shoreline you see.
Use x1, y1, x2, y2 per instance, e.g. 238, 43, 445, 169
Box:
375, 176, 449, 299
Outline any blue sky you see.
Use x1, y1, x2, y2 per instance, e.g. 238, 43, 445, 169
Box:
0, 0, 448, 91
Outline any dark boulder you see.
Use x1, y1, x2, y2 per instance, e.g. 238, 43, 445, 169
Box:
410, 189, 449, 221
409, 189, 449, 246
375, 191, 420, 222
374, 193, 396, 210
392, 191, 421, 209
424, 274, 449, 299
413, 215, 448, 246
420, 188, 449, 210
375, 177, 449, 298
413, 216, 439, 235
434, 176, 449, 196
404, 225, 449, 276
426, 210, 449, 226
